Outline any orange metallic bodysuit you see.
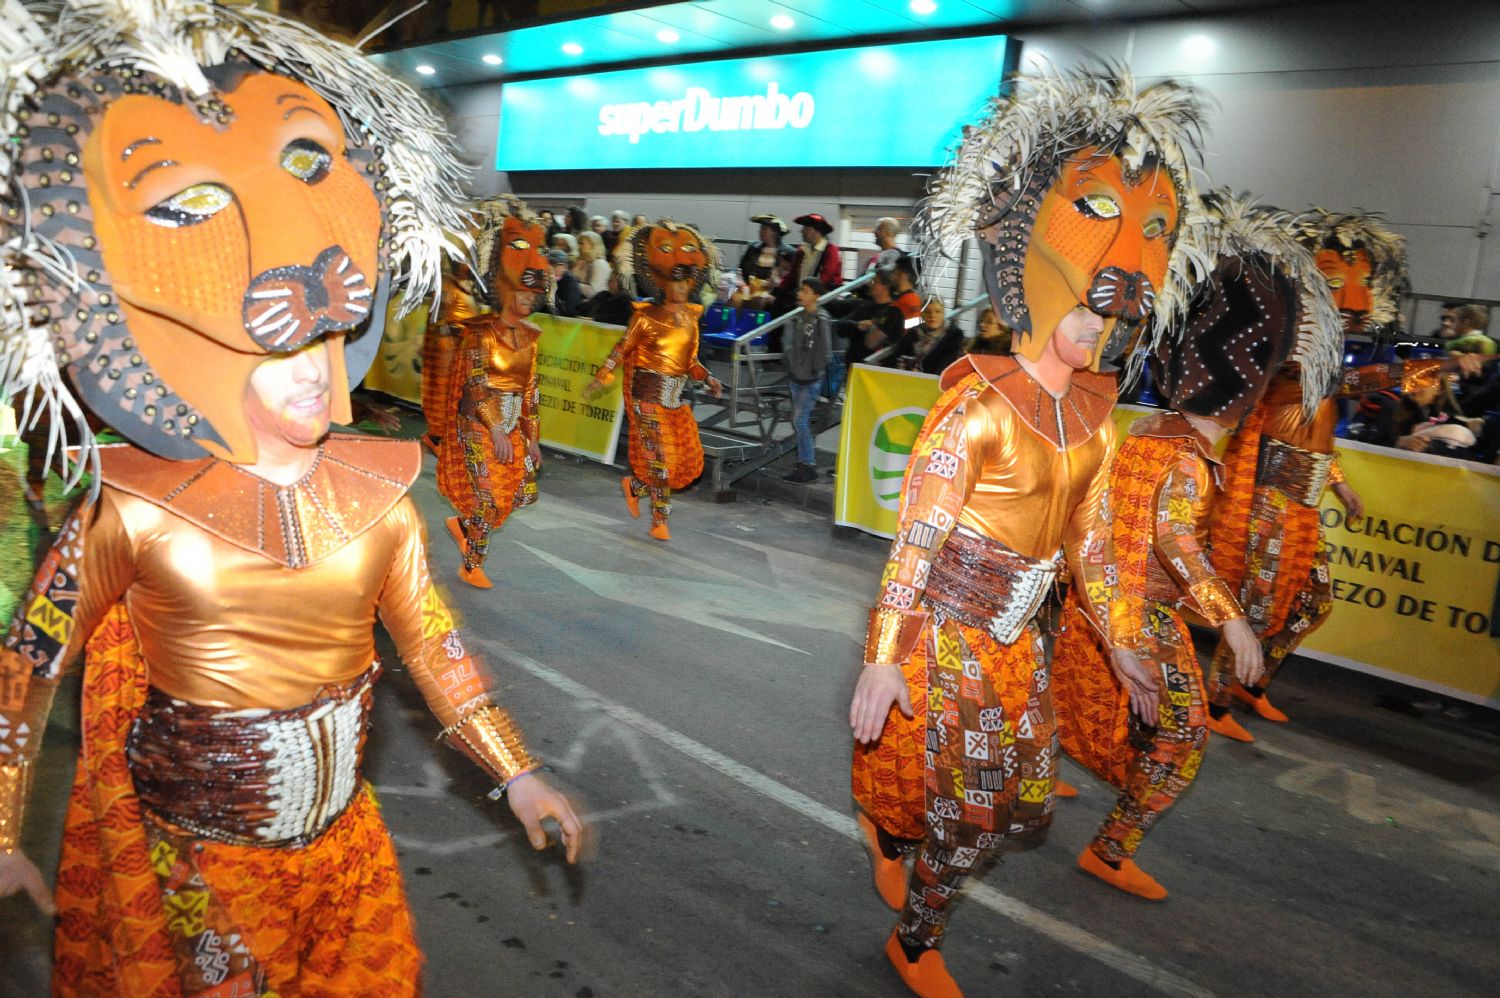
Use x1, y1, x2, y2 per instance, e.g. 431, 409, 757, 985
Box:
852, 354, 1119, 950
1054, 413, 1243, 863
437, 315, 542, 572
596, 301, 711, 529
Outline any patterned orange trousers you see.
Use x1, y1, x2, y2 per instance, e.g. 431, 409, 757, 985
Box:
436, 418, 535, 571
1054, 595, 1207, 863
420, 324, 459, 444
852, 617, 1056, 950
1209, 486, 1332, 706
625, 397, 703, 527
54, 606, 422, 997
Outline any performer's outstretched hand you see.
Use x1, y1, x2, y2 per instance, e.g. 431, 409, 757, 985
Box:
581, 376, 607, 401
705, 375, 724, 399
507, 774, 585, 864
1221, 617, 1265, 688
492, 427, 515, 464
850, 663, 913, 744
1110, 647, 1160, 724
0, 850, 56, 916
527, 439, 543, 469
1332, 482, 1364, 522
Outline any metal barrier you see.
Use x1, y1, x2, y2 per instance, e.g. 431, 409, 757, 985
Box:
712, 271, 876, 436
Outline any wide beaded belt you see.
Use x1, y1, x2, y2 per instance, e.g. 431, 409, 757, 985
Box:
1258, 437, 1334, 506
924, 526, 1060, 645
473, 391, 523, 434
127, 666, 379, 848
632, 368, 689, 409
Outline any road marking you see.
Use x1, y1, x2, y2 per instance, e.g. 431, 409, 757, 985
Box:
484, 639, 1214, 998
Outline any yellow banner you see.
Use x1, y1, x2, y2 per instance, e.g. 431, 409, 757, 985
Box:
834, 365, 1500, 703
533, 314, 627, 464
1305, 442, 1500, 705
834, 364, 941, 538
361, 293, 429, 405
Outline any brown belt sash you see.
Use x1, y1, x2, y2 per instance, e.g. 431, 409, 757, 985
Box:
924, 527, 1060, 645
632, 368, 690, 408
128, 666, 378, 848
1258, 437, 1334, 506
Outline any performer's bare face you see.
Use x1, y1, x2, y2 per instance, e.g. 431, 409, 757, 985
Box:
1051, 305, 1106, 371
245, 341, 333, 449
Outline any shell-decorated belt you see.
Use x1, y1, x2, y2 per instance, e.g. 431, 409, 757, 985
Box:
1258, 437, 1333, 506
924, 526, 1060, 645
632, 368, 689, 409
127, 666, 379, 848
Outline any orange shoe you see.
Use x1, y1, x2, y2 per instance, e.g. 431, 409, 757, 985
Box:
649, 521, 671, 541
621, 476, 641, 519
458, 563, 492, 589
421, 434, 440, 456
1233, 685, 1289, 722
444, 516, 465, 553
1206, 712, 1255, 743
857, 813, 908, 911
1077, 848, 1167, 901
1053, 779, 1080, 799
884, 930, 964, 998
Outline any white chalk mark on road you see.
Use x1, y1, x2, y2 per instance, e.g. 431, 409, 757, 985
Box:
482, 637, 1214, 998
385, 713, 682, 856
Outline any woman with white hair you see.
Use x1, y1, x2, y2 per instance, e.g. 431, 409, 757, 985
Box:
574, 231, 612, 297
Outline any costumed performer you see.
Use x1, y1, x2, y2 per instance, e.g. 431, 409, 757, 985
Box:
846, 66, 1209, 998
0, 2, 582, 994
1050, 191, 1344, 899
436, 195, 546, 589
584, 220, 723, 541
420, 221, 486, 456
1204, 209, 1480, 737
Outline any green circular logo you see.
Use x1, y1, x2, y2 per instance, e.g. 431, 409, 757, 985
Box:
869, 407, 928, 511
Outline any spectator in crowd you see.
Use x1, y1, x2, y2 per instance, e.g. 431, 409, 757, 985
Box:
900, 297, 966, 374
546, 248, 582, 317
550, 231, 579, 262
739, 214, 795, 308
783, 279, 833, 484
864, 217, 906, 275
965, 306, 1014, 356
774, 213, 842, 314
1429, 301, 1462, 341
573, 231, 612, 298
589, 214, 609, 238
837, 269, 904, 368
586, 267, 635, 327
1448, 304, 1497, 354
538, 209, 561, 238
888, 256, 922, 326
565, 206, 588, 237
604, 210, 630, 255
631, 212, 649, 227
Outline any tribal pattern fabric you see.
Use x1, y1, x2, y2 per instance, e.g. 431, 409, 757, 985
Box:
625, 398, 703, 528
895, 620, 1055, 951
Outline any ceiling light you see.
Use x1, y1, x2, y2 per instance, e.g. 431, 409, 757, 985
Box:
910, 0, 938, 14
481, 54, 503, 66
656, 29, 680, 44
770, 14, 795, 30
414, 64, 436, 76
562, 42, 584, 56
1182, 34, 1217, 59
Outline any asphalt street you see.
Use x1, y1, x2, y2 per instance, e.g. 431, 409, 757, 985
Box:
3, 447, 1498, 997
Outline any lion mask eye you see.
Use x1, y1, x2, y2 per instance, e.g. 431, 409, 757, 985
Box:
507, 239, 531, 251
1073, 193, 1121, 221
145, 183, 234, 227
280, 139, 331, 183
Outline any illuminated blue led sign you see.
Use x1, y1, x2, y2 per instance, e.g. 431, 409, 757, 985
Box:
495, 35, 1010, 171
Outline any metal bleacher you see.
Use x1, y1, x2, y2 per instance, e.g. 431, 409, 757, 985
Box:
693, 272, 874, 498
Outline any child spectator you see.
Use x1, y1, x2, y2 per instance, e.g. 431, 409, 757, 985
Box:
783, 279, 833, 483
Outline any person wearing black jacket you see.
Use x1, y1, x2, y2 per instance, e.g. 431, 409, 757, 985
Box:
546, 248, 582, 318
899, 298, 966, 374
585, 268, 635, 327
835, 270, 904, 368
